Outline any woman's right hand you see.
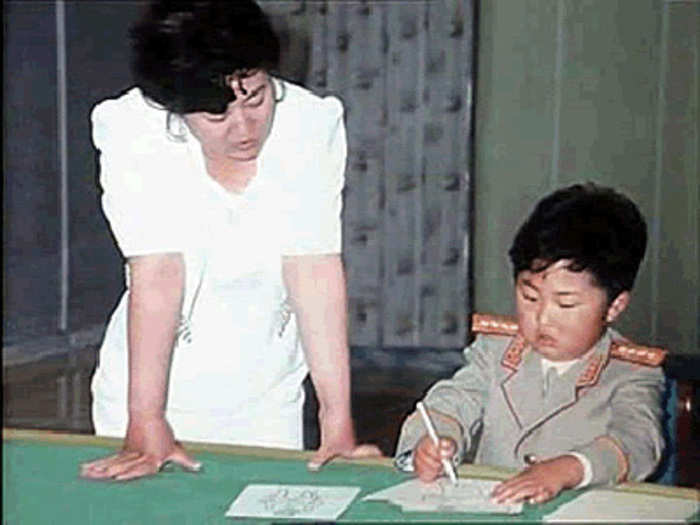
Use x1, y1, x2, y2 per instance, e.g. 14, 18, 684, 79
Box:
79, 415, 201, 481
82, 254, 195, 481
414, 435, 457, 483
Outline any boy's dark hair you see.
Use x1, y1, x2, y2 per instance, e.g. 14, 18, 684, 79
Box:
508, 183, 647, 302
130, 1, 280, 115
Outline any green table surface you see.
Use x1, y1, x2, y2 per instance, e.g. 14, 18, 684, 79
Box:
3, 429, 698, 524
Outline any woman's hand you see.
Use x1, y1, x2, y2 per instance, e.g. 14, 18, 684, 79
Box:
490, 455, 584, 505
282, 255, 381, 470
80, 415, 201, 481
414, 435, 457, 483
307, 407, 382, 470
81, 254, 193, 481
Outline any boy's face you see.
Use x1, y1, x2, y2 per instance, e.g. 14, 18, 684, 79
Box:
515, 260, 629, 361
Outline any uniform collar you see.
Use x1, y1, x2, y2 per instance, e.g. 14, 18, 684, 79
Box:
540, 339, 600, 376
574, 329, 613, 388
501, 329, 614, 389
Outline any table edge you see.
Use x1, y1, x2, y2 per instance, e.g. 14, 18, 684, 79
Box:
4, 427, 698, 502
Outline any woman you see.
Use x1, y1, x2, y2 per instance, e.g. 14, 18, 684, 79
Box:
81, 0, 378, 481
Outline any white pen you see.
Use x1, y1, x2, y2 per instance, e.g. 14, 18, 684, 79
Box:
416, 401, 458, 485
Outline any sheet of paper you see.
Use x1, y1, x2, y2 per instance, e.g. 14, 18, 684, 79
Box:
364, 478, 523, 514
544, 489, 700, 523
225, 484, 361, 520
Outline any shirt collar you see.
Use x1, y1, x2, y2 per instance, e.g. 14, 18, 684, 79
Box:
539, 330, 610, 376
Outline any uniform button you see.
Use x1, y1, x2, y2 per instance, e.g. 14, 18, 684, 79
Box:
524, 453, 538, 465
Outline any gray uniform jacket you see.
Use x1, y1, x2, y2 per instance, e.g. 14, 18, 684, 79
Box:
396, 314, 667, 486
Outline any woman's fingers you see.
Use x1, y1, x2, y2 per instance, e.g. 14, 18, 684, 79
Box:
345, 443, 383, 459
80, 451, 152, 479
80, 451, 141, 477
307, 442, 383, 471
80, 451, 136, 473
307, 446, 335, 471
79, 422, 200, 481
81, 449, 201, 481
166, 444, 203, 472
113, 457, 161, 481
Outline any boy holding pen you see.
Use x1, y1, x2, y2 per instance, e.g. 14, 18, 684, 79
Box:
394, 183, 666, 504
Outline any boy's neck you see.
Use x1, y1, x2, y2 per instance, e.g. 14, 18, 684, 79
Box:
540, 331, 607, 374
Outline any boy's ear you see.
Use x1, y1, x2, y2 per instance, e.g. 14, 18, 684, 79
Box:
605, 291, 630, 323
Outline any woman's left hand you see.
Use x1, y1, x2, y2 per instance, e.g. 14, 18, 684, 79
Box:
282, 255, 383, 470
307, 409, 382, 470
489, 455, 584, 505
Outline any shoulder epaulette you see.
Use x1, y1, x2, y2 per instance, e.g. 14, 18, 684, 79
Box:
610, 340, 667, 367
471, 313, 519, 337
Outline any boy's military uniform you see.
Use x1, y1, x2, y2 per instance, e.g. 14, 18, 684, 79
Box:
396, 313, 667, 486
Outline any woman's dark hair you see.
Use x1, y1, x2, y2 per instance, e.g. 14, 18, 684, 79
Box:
130, 1, 280, 114
508, 183, 647, 302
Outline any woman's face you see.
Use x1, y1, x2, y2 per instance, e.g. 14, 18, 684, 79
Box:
183, 70, 275, 163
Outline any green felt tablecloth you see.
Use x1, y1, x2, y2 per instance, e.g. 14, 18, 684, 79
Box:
4, 431, 697, 524
2, 436, 575, 523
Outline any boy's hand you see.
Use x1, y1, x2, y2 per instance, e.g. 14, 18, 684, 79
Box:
490, 455, 584, 505
414, 435, 457, 483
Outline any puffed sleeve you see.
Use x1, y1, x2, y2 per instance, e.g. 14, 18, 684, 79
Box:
281, 96, 346, 256
91, 95, 191, 257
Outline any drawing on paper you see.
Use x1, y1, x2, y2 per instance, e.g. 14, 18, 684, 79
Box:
363, 478, 523, 514
226, 484, 361, 520
259, 488, 324, 517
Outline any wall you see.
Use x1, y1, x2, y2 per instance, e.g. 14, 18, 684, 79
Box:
303, 1, 475, 349
474, 0, 699, 355
4, 1, 60, 341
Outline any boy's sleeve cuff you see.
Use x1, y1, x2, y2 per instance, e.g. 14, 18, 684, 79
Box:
573, 435, 630, 486
394, 409, 469, 472
565, 452, 593, 488
394, 408, 466, 468
394, 449, 415, 472
393, 449, 462, 474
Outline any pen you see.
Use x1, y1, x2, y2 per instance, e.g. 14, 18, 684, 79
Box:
416, 401, 458, 485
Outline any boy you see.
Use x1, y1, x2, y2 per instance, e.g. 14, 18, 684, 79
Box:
394, 183, 666, 504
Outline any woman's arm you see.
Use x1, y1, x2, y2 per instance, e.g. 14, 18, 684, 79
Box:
282, 254, 380, 469
80, 253, 200, 480
126, 253, 184, 419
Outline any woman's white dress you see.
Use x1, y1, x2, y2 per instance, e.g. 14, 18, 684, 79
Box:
90, 79, 346, 449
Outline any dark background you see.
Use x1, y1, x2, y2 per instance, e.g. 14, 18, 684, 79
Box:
4, 2, 142, 344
